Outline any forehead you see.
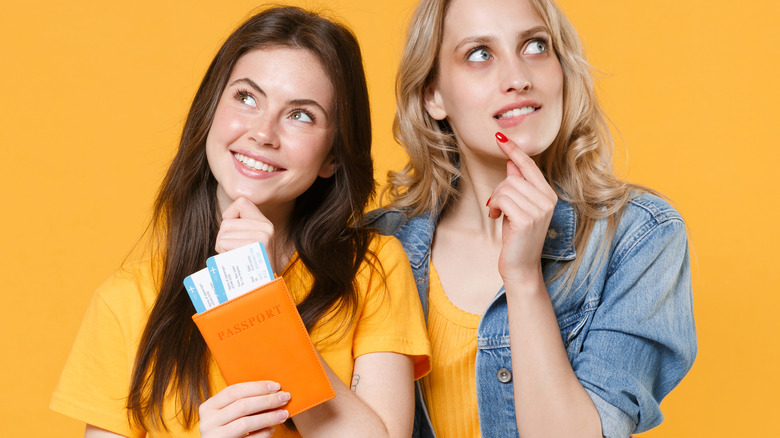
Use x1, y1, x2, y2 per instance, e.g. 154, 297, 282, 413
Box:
442, 0, 545, 40
229, 47, 334, 108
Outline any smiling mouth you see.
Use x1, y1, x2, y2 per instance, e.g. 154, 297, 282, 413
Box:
233, 152, 280, 172
494, 106, 538, 119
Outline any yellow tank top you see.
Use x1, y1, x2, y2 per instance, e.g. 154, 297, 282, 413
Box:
420, 264, 481, 438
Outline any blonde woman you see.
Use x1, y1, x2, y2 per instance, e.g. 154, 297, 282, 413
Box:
367, 0, 696, 436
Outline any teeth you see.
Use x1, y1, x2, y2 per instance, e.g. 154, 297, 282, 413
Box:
233, 153, 277, 172
497, 106, 536, 119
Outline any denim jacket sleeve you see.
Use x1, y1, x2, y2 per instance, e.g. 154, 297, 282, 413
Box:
572, 204, 697, 436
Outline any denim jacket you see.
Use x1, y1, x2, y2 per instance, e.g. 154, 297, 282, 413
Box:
365, 193, 696, 438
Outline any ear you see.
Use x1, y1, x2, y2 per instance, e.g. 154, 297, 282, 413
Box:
318, 153, 337, 178
424, 83, 448, 121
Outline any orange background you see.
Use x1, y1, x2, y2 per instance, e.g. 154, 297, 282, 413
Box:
1, 0, 778, 436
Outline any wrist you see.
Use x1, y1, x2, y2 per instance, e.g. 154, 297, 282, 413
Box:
500, 265, 547, 296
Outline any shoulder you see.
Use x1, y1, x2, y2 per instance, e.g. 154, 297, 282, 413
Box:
363, 208, 410, 235
615, 191, 687, 239
368, 232, 403, 252
364, 233, 412, 270
608, 191, 689, 272
623, 191, 685, 225
93, 258, 158, 319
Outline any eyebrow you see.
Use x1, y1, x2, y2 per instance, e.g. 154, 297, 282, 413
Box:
227, 78, 330, 121
453, 26, 552, 53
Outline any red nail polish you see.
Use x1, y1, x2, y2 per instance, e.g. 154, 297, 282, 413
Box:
495, 132, 508, 143
486, 197, 491, 207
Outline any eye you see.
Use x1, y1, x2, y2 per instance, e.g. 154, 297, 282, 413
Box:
234, 90, 257, 107
467, 47, 491, 63
289, 109, 315, 123
524, 39, 548, 55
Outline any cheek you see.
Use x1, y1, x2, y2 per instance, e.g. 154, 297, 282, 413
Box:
541, 63, 564, 126
210, 106, 248, 146
307, 137, 334, 167
294, 132, 334, 172
205, 111, 242, 175
437, 69, 482, 116
451, 78, 487, 112
548, 63, 564, 110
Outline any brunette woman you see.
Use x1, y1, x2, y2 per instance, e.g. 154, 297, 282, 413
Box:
52, 7, 430, 438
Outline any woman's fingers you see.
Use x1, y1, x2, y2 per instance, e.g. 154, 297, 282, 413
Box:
495, 132, 557, 199
222, 196, 267, 220
216, 219, 274, 243
215, 197, 275, 256
487, 132, 557, 219
486, 133, 558, 277
488, 178, 547, 224
203, 381, 283, 410
199, 381, 291, 438
218, 409, 289, 437
487, 173, 554, 221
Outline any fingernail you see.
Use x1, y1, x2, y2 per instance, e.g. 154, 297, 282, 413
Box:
495, 132, 508, 143
277, 410, 289, 421
268, 382, 281, 391
486, 197, 491, 207
278, 392, 291, 402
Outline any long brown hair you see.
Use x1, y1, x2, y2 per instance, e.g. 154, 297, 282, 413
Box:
127, 6, 374, 430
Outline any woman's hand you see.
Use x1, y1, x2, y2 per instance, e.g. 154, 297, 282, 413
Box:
215, 197, 276, 268
488, 134, 602, 437
199, 381, 290, 438
486, 133, 558, 283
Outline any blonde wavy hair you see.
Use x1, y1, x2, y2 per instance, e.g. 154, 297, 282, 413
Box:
384, 0, 649, 280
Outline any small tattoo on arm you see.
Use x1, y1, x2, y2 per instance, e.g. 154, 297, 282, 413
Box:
351, 374, 360, 392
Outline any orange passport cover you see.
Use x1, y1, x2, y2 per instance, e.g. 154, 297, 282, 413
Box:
192, 277, 335, 416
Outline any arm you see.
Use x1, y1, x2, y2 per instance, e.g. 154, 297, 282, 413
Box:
504, 273, 602, 437
488, 134, 601, 437
292, 352, 415, 437
572, 212, 696, 435
85, 425, 127, 438
204, 212, 422, 437
290, 236, 426, 437
197, 352, 415, 438
51, 266, 152, 437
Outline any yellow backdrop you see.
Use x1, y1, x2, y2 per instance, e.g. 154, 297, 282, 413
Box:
1, 0, 777, 436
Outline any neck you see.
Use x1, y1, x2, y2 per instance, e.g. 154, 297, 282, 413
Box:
259, 203, 297, 273
441, 154, 507, 238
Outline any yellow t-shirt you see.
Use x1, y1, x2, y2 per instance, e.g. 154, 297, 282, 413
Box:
50, 234, 430, 437
420, 264, 481, 438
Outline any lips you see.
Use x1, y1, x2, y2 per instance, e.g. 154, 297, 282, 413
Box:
495, 106, 537, 119
493, 102, 541, 129
232, 152, 282, 172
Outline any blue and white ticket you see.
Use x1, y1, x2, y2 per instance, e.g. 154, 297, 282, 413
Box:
183, 267, 220, 313
206, 242, 275, 304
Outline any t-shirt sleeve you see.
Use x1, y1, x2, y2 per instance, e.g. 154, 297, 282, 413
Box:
351, 235, 431, 380
50, 274, 145, 438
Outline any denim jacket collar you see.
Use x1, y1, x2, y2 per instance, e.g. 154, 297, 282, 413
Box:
542, 199, 577, 261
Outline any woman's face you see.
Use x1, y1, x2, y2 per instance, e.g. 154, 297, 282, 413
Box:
206, 47, 336, 213
426, 0, 563, 160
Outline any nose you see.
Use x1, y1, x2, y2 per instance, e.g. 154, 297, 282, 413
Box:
248, 113, 280, 148
500, 57, 532, 94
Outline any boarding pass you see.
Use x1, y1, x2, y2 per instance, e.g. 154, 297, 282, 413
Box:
183, 242, 275, 313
